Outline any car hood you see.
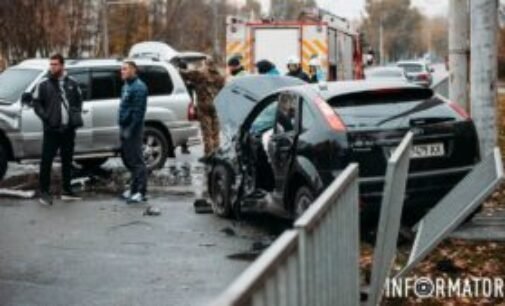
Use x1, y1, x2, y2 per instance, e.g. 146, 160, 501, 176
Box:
215, 76, 305, 138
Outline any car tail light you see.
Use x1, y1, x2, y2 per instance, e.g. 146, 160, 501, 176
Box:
448, 101, 470, 120
188, 101, 198, 121
314, 97, 346, 132
418, 73, 429, 81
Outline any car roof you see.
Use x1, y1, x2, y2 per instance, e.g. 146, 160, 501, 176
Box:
307, 80, 432, 99
396, 61, 426, 66
15, 58, 171, 70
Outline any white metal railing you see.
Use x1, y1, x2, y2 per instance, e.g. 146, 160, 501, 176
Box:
210, 164, 360, 306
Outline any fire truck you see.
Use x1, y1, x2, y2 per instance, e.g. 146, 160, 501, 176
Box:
225, 8, 364, 81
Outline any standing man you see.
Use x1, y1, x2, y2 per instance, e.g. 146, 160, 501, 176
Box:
286, 56, 310, 82
179, 58, 225, 158
33, 54, 84, 206
118, 60, 148, 204
227, 56, 248, 78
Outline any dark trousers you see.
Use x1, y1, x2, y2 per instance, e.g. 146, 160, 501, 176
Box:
39, 128, 76, 194
121, 127, 147, 195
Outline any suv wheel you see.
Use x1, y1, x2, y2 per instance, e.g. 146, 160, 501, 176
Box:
143, 126, 169, 170
294, 186, 315, 218
0, 144, 7, 181
210, 165, 233, 218
76, 158, 108, 170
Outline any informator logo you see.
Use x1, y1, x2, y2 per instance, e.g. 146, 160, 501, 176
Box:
384, 276, 505, 299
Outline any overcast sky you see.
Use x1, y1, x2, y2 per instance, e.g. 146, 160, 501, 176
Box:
253, 0, 449, 19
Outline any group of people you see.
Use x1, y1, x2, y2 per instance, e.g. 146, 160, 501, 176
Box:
31, 53, 327, 207
33, 54, 149, 206
227, 55, 326, 84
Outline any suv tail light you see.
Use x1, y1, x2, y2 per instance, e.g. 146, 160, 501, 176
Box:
448, 101, 470, 120
314, 97, 346, 132
188, 101, 198, 121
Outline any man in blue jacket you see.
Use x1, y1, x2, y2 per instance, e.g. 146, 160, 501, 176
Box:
118, 60, 148, 204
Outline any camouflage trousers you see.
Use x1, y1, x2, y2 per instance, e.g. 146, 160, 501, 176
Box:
199, 110, 220, 155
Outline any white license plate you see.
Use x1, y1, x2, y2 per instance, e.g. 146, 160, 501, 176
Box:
410, 143, 445, 159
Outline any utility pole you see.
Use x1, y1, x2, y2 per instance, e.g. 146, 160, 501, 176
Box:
212, 0, 220, 58
471, 0, 498, 157
449, 0, 470, 110
102, 0, 109, 57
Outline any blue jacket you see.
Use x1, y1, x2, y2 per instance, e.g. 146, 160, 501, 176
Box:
118, 76, 148, 133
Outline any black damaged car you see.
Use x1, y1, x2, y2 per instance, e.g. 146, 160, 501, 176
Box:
205, 76, 480, 220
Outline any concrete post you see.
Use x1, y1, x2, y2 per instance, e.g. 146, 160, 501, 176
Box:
449, 0, 469, 110
471, 0, 498, 157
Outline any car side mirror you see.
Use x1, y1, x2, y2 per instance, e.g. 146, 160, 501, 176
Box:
21, 92, 33, 106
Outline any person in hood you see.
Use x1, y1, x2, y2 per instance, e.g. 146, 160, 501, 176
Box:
308, 57, 326, 83
32, 54, 84, 206
227, 56, 248, 78
286, 56, 310, 82
256, 60, 280, 76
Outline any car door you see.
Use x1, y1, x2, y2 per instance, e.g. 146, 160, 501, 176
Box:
88, 67, 122, 151
66, 69, 93, 153
268, 92, 301, 196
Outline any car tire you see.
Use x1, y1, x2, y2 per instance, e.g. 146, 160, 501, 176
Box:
294, 186, 315, 218
143, 126, 169, 170
76, 158, 108, 170
210, 165, 233, 218
0, 144, 7, 181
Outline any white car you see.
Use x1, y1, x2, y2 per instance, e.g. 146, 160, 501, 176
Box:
396, 61, 434, 87
364, 66, 408, 82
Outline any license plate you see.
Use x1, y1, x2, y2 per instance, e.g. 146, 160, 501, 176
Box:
410, 143, 445, 159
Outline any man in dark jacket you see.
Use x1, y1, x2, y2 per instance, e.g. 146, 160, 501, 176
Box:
33, 54, 84, 206
286, 56, 310, 82
118, 60, 148, 204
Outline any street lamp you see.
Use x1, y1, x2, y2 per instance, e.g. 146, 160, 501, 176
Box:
102, 0, 150, 57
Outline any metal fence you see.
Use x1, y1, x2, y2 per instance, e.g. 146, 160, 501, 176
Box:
366, 132, 413, 306
294, 164, 360, 306
210, 164, 360, 306
397, 147, 504, 277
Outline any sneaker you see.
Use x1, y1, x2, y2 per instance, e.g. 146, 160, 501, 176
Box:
39, 193, 53, 206
127, 192, 145, 204
61, 191, 82, 201
121, 190, 131, 200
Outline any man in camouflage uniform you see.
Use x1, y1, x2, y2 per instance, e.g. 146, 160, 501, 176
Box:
179, 58, 225, 157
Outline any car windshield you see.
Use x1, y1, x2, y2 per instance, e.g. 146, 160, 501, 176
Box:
367, 69, 403, 79
0, 68, 42, 103
397, 64, 423, 73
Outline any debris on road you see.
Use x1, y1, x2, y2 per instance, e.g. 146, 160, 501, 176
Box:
0, 188, 36, 199
194, 198, 213, 214
143, 206, 161, 216
220, 227, 237, 237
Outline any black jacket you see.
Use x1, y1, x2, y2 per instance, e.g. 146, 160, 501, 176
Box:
33, 74, 83, 131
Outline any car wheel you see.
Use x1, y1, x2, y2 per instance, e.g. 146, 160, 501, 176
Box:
76, 158, 108, 169
294, 186, 315, 218
143, 126, 169, 170
210, 165, 233, 218
0, 144, 7, 181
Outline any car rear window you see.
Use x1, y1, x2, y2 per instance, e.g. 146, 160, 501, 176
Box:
398, 64, 423, 73
327, 89, 458, 130
0, 68, 41, 103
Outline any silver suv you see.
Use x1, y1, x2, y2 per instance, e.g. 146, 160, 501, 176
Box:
0, 58, 199, 180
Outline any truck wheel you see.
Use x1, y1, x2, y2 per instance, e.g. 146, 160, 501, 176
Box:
294, 186, 315, 218
143, 126, 169, 170
210, 165, 233, 218
0, 144, 7, 181
77, 158, 108, 170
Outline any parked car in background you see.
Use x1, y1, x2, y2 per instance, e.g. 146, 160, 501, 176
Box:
364, 66, 408, 82
0, 58, 199, 180
205, 76, 480, 222
397, 60, 434, 87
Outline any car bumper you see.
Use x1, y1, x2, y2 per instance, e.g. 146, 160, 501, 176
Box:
359, 165, 474, 201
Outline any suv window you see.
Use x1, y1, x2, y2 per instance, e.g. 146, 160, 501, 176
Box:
67, 69, 90, 100
0, 68, 41, 103
138, 66, 173, 96
90, 68, 120, 100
